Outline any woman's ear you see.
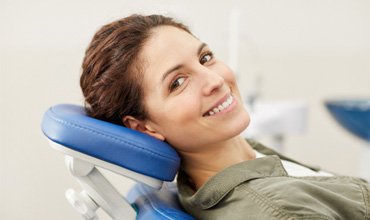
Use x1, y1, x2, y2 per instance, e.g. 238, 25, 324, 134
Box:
122, 116, 165, 141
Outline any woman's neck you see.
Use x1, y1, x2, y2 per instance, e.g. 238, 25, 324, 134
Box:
178, 136, 255, 190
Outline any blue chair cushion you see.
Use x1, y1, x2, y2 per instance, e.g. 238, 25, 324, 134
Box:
127, 183, 195, 220
41, 104, 180, 181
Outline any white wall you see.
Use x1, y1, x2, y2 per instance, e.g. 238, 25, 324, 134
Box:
1, 0, 369, 219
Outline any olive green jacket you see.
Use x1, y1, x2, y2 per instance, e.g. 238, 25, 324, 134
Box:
177, 140, 370, 220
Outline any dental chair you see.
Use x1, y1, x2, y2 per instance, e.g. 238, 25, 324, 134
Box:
41, 104, 195, 220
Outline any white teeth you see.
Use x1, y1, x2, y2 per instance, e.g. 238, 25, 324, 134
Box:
228, 97, 233, 104
207, 95, 234, 116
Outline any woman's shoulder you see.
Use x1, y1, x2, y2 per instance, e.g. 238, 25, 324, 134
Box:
178, 161, 370, 220
179, 175, 370, 219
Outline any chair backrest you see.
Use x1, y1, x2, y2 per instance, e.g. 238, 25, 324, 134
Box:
41, 104, 194, 219
41, 104, 180, 181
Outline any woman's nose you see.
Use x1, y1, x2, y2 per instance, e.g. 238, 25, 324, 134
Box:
201, 69, 225, 96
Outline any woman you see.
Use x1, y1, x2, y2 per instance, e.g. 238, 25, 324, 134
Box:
80, 14, 370, 220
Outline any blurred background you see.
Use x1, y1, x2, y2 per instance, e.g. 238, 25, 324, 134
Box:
1, 0, 369, 219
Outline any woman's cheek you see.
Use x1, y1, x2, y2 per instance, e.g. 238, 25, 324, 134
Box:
211, 62, 236, 83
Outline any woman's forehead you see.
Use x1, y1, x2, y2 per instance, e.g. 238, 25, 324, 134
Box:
140, 26, 201, 76
144, 26, 200, 58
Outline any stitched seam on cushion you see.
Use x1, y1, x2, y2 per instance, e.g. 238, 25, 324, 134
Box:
47, 112, 178, 163
240, 185, 332, 220
145, 200, 177, 220
137, 185, 186, 220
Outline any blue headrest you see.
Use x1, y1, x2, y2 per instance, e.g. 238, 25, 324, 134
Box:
41, 104, 180, 181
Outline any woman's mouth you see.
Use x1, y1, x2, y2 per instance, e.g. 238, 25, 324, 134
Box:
203, 95, 235, 117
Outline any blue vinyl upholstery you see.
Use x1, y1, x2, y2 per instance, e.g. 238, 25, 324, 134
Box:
127, 183, 195, 220
41, 104, 180, 181
42, 104, 195, 219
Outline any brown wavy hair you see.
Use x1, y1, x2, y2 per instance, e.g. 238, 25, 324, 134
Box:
80, 14, 190, 125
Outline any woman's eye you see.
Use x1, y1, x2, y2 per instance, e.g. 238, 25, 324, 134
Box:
169, 77, 185, 92
200, 52, 213, 64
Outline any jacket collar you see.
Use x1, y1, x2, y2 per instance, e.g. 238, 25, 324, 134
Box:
248, 139, 321, 172
177, 139, 321, 209
177, 155, 288, 209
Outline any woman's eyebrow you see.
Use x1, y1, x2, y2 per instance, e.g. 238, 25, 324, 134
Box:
161, 43, 208, 82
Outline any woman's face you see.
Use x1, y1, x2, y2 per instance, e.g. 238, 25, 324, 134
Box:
138, 25, 250, 153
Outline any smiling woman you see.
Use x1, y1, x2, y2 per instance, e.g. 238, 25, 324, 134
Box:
131, 25, 251, 155
80, 14, 370, 220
